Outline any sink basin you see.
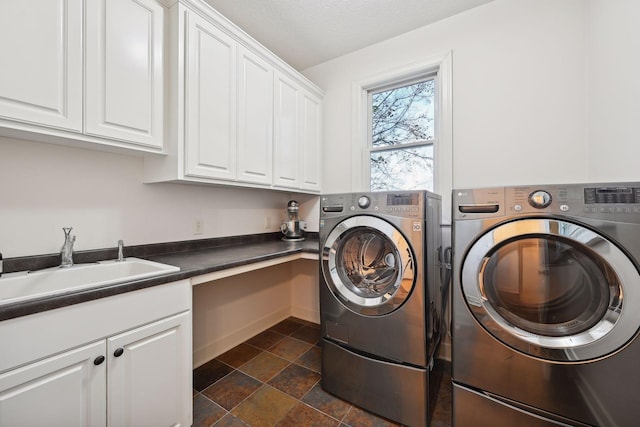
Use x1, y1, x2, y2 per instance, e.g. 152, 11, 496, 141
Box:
0, 258, 180, 306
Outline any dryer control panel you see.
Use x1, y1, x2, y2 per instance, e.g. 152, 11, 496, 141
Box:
454, 182, 640, 222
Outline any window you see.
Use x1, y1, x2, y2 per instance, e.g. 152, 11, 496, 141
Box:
352, 53, 452, 221
368, 76, 436, 191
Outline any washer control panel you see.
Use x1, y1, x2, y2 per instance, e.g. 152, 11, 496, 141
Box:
320, 191, 424, 218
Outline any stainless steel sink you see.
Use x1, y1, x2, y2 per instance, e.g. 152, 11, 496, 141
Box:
0, 258, 180, 306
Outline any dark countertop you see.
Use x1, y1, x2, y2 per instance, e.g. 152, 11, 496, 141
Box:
148, 238, 318, 274
0, 234, 319, 322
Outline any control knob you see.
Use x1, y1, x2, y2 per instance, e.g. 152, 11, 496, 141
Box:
529, 190, 552, 209
358, 196, 371, 209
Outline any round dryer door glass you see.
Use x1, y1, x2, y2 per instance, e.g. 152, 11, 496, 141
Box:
481, 236, 612, 337
322, 216, 415, 316
462, 218, 640, 362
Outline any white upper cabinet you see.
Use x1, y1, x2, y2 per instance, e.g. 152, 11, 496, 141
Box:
237, 47, 273, 185
0, 0, 322, 188
184, 10, 238, 181
85, 0, 165, 149
0, 0, 166, 153
144, 1, 323, 193
0, 0, 83, 131
183, 12, 274, 186
273, 72, 301, 189
300, 91, 322, 192
273, 72, 322, 192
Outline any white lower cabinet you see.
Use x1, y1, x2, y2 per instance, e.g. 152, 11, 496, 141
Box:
0, 280, 192, 427
0, 341, 106, 427
108, 312, 191, 427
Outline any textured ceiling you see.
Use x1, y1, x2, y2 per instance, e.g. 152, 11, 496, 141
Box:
203, 0, 495, 71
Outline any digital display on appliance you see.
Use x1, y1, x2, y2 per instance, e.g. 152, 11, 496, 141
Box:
584, 187, 640, 204
387, 193, 419, 206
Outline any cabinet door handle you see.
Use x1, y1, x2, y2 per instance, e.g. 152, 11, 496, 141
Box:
93, 355, 105, 365
113, 347, 124, 357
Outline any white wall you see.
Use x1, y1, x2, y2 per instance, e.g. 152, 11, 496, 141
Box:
0, 136, 316, 258
290, 258, 320, 323
303, 0, 589, 203
586, 0, 640, 181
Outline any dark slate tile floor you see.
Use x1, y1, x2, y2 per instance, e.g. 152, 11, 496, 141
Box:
193, 317, 452, 427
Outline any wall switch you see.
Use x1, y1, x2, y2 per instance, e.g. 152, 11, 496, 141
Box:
193, 219, 204, 235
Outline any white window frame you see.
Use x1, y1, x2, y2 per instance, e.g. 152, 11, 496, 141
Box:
351, 52, 453, 222
368, 73, 437, 192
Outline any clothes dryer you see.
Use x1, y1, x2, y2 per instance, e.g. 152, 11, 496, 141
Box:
320, 191, 443, 427
452, 183, 640, 426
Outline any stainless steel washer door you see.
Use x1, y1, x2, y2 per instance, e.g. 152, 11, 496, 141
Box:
322, 216, 415, 316
461, 218, 640, 362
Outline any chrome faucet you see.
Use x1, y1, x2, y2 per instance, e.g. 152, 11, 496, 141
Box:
117, 240, 124, 262
60, 227, 75, 268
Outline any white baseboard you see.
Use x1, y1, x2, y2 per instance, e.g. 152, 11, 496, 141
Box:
437, 337, 452, 362
193, 307, 291, 368
290, 305, 320, 324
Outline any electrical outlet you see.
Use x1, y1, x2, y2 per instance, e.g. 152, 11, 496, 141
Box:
264, 216, 272, 229
193, 219, 204, 235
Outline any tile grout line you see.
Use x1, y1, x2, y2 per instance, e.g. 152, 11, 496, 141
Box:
195, 318, 327, 426
296, 377, 352, 426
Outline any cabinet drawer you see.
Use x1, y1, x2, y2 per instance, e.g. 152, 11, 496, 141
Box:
0, 279, 191, 373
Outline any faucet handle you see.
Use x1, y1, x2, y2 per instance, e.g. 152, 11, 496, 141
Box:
117, 240, 124, 262
60, 228, 75, 268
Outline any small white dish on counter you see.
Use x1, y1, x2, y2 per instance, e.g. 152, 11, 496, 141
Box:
0, 258, 179, 306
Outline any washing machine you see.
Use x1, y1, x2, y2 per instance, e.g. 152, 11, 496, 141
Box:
320, 191, 442, 427
452, 183, 640, 427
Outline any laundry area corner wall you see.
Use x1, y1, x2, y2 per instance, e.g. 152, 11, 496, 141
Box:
303, 0, 590, 200
586, 0, 640, 181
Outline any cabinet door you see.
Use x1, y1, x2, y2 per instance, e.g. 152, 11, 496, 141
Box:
85, 0, 165, 149
0, 0, 82, 131
300, 91, 322, 192
107, 311, 192, 427
237, 47, 273, 185
184, 11, 238, 181
0, 340, 106, 427
273, 72, 301, 189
